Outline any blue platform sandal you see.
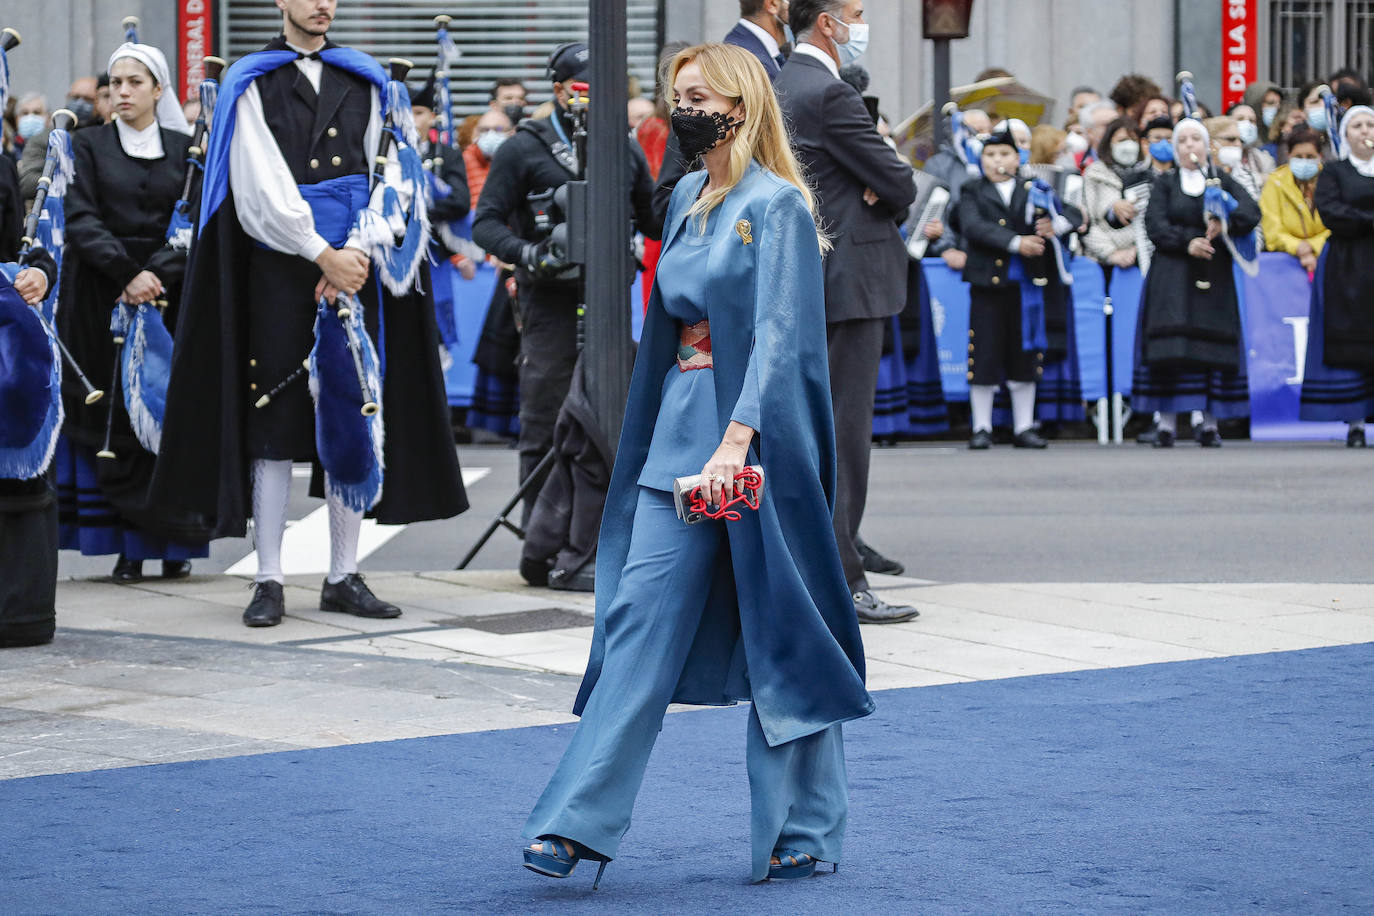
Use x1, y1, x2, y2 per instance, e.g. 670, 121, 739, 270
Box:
522, 837, 610, 890
768, 848, 820, 880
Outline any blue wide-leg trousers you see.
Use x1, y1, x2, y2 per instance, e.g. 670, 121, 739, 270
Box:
523, 487, 848, 881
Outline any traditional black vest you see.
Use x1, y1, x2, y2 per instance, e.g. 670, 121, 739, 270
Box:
256, 56, 371, 184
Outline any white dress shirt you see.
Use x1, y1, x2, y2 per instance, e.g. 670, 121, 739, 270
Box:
115, 117, 164, 160
737, 19, 783, 62
792, 42, 839, 80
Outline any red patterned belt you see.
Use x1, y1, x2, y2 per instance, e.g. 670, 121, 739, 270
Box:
677, 319, 712, 372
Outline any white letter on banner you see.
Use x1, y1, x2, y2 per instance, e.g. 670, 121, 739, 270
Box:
1284, 316, 1309, 385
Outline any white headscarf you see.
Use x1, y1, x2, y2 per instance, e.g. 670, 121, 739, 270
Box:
1172, 118, 1210, 195
107, 42, 192, 135
1339, 105, 1374, 175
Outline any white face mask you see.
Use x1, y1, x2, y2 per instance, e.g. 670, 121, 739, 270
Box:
476, 130, 508, 160
1236, 120, 1259, 145
1111, 140, 1140, 166
831, 15, 869, 65
1217, 146, 1244, 169
1064, 132, 1089, 155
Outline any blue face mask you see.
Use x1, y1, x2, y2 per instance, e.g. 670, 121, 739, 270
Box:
1149, 140, 1175, 163
1290, 158, 1320, 181
16, 114, 44, 140
1306, 106, 1328, 131
1018, 148, 1030, 165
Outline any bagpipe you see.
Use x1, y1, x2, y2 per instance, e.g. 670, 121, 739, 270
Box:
1176, 70, 1259, 278
426, 15, 482, 259
0, 26, 67, 480
98, 54, 225, 460
1314, 82, 1352, 159
259, 58, 428, 512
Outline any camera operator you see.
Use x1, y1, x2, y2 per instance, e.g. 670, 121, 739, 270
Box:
472, 41, 660, 518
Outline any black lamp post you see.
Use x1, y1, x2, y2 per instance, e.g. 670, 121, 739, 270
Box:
924, 0, 975, 150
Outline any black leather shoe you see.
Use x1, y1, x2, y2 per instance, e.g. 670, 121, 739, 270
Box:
1136, 426, 1159, 445
968, 430, 993, 450
858, 541, 905, 577
853, 589, 920, 624
320, 573, 401, 619
1153, 429, 1175, 449
1198, 428, 1223, 448
243, 580, 285, 628
548, 565, 596, 592
161, 560, 193, 580
1347, 427, 1366, 448
1013, 429, 1049, 449
112, 555, 143, 583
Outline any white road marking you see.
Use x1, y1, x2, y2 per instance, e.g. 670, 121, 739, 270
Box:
226, 467, 491, 576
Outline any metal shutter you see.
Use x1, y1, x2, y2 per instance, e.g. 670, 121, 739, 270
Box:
223, 1, 663, 116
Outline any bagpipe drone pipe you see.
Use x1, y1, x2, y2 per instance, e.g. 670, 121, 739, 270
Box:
99, 55, 225, 459
427, 16, 482, 259
1177, 70, 1259, 277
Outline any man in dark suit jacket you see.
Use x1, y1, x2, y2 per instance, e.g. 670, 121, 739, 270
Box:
724, 0, 791, 80
776, 0, 919, 624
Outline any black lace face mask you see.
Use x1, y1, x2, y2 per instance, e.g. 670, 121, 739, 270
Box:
671, 106, 743, 161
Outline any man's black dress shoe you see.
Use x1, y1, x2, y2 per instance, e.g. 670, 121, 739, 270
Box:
853, 589, 920, 624
162, 560, 193, 580
1013, 429, 1049, 449
112, 555, 143, 583
549, 565, 596, 593
1347, 427, 1366, 448
858, 541, 905, 577
243, 580, 285, 628
1198, 428, 1223, 448
1136, 425, 1159, 445
968, 430, 993, 450
320, 573, 402, 619
1153, 429, 1175, 448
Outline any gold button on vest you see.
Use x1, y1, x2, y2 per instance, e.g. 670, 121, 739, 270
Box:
309, 158, 320, 169
331, 155, 342, 166
327, 126, 338, 138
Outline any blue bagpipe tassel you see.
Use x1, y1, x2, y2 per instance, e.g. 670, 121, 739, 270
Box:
117, 301, 174, 454
355, 81, 431, 296
1204, 183, 1259, 277
0, 269, 63, 479
308, 296, 385, 512
1026, 178, 1075, 285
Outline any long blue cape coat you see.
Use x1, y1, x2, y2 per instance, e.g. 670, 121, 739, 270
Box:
575, 164, 875, 747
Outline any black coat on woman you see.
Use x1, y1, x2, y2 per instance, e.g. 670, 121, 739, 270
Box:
57, 121, 207, 541
1139, 168, 1260, 371
1312, 159, 1374, 368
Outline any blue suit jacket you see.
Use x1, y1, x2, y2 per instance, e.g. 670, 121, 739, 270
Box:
578, 164, 874, 747
724, 22, 782, 80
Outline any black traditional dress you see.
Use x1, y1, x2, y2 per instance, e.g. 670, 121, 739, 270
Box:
1300, 156, 1374, 421
1131, 167, 1260, 417
55, 120, 210, 560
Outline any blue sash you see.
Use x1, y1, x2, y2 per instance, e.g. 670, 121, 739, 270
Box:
299, 174, 370, 247
1007, 256, 1049, 351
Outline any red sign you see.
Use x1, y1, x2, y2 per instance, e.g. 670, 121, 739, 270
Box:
1222, 0, 1257, 111
177, 0, 216, 102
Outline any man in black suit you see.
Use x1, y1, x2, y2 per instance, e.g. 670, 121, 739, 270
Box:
723, 0, 791, 80
776, 0, 919, 624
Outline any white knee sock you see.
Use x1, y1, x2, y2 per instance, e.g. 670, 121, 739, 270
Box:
326, 481, 363, 585
1007, 380, 1037, 435
1157, 413, 1178, 434
251, 459, 292, 584
1200, 411, 1218, 432
969, 385, 996, 433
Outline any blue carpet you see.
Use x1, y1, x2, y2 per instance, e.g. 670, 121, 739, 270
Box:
3, 644, 1372, 914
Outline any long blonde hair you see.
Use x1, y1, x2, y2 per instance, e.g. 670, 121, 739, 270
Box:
668, 43, 829, 251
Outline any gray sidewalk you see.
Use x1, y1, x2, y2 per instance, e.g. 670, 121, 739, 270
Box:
2, 571, 1373, 780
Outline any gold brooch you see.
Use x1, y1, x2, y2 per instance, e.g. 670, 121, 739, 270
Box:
735, 219, 753, 245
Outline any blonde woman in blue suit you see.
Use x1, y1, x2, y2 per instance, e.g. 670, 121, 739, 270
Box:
520, 42, 873, 888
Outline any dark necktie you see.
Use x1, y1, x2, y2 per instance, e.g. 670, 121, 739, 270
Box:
297, 50, 322, 61
774, 53, 787, 70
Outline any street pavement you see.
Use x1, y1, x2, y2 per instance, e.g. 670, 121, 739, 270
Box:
5, 440, 1372, 780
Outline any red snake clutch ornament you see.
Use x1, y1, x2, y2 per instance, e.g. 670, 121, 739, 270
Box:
672, 466, 765, 525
